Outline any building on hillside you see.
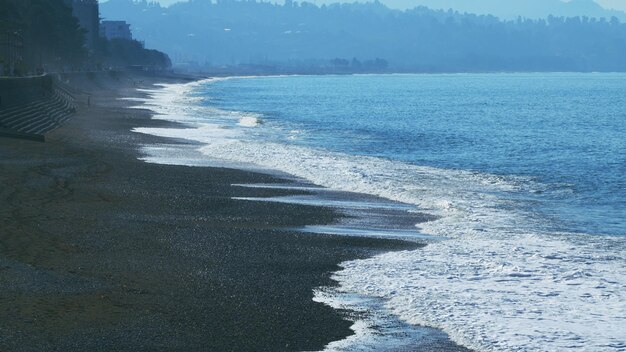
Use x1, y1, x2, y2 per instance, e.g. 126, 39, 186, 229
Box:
65, 0, 100, 50
100, 21, 133, 41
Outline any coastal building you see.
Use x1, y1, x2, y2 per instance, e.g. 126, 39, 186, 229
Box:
100, 21, 133, 41
65, 0, 100, 50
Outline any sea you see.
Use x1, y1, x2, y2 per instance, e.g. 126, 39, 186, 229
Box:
130, 73, 626, 352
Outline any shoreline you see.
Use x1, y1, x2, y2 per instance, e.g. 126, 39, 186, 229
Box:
0, 72, 464, 351
0, 73, 414, 351
123, 75, 473, 351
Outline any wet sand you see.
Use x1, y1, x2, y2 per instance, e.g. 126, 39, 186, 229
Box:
0, 73, 468, 351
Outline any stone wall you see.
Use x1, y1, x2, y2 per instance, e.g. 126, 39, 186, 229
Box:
0, 75, 53, 109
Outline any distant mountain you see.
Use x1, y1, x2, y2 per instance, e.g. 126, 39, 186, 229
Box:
312, 0, 626, 21
112, 0, 626, 21
100, 0, 626, 73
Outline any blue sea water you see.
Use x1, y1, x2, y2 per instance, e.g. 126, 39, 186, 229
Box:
134, 73, 626, 351
206, 73, 626, 237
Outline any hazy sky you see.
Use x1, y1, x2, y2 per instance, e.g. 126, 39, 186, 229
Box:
596, 0, 626, 11
101, 0, 626, 12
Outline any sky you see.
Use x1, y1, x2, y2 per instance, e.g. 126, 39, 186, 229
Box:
100, 0, 626, 13
596, 0, 626, 11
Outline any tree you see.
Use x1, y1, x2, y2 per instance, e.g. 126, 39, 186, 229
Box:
1, 0, 86, 71
106, 38, 171, 69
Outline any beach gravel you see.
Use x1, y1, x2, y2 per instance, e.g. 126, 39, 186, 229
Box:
0, 73, 417, 351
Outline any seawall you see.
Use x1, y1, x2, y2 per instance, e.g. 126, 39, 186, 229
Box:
0, 75, 53, 110
0, 75, 76, 139
0, 71, 199, 140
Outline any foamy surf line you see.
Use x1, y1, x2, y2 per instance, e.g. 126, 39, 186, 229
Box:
130, 78, 626, 352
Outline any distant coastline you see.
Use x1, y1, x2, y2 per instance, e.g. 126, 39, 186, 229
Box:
102, 0, 626, 74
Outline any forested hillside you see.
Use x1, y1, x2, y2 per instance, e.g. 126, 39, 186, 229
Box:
315, 0, 626, 21
101, 0, 626, 72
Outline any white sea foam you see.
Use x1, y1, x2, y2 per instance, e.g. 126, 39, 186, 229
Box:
237, 114, 263, 127
131, 80, 626, 352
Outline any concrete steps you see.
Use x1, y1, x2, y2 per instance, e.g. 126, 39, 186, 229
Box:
0, 87, 77, 138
